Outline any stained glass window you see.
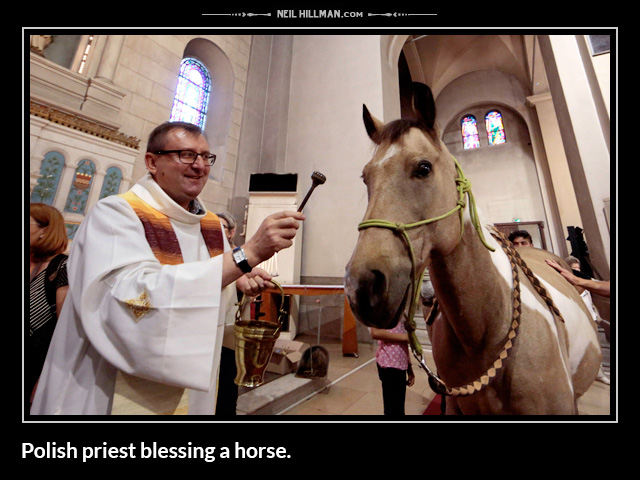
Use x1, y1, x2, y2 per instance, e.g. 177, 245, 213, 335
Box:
461, 115, 480, 149
169, 58, 211, 129
31, 151, 65, 205
485, 110, 506, 146
99, 166, 123, 199
64, 159, 95, 215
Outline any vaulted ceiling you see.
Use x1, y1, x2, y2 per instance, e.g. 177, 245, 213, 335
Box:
402, 34, 549, 99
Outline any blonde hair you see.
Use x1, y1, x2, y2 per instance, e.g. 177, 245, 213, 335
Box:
564, 255, 580, 269
30, 203, 68, 260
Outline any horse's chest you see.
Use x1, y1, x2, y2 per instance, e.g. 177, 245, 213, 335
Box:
430, 300, 579, 413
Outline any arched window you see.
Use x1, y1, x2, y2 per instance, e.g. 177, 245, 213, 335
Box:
169, 57, 211, 129
31, 151, 65, 205
99, 166, 123, 199
485, 110, 506, 146
461, 115, 480, 149
64, 159, 95, 215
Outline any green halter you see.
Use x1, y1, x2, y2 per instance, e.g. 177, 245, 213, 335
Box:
357, 156, 494, 357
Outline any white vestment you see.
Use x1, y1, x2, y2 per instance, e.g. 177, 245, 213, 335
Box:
31, 174, 229, 415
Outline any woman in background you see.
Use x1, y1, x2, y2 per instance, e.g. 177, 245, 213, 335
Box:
29, 203, 69, 407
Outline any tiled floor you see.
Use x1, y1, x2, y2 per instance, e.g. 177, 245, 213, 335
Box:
112, 329, 611, 416
281, 334, 611, 417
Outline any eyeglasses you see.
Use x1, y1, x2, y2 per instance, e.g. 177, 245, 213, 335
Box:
153, 150, 216, 166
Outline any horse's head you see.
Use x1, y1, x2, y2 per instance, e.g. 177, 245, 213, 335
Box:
345, 83, 462, 329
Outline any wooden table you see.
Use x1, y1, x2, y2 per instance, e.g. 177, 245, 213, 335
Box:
261, 284, 359, 357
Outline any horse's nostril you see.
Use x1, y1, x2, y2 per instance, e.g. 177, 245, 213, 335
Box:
356, 269, 386, 309
370, 269, 387, 297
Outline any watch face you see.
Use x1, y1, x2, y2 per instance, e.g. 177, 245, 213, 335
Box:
233, 248, 245, 263
233, 247, 251, 273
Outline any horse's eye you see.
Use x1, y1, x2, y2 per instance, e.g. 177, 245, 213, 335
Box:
414, 160, 432, 178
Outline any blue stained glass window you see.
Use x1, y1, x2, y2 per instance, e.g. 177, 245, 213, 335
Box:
64, 159, 95, 215
99, 166, 123, 199
485, 110, 506, 146
31, 151, 65, 205
461, 115, 480, 149
169, 58, 211, 129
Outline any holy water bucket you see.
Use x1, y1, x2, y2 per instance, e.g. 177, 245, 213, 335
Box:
233, 320, 282, 387
233, 280, 286, 388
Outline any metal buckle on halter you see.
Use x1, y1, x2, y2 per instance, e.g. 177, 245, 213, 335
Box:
412, 350, 449, 396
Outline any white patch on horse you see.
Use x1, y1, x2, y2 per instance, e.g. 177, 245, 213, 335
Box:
373, 144, 400, 167
534, 276, 600, 376
478, 219, 575, 394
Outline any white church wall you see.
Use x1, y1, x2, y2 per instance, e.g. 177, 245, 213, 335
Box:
285, 35, 386, 280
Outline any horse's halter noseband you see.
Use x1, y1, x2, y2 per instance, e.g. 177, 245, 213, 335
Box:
357, 155, 496, 395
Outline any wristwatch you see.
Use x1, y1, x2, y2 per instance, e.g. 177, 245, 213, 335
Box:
232, 246, 252, 274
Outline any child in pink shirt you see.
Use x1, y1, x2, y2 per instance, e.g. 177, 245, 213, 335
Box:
370, 321, 415, 415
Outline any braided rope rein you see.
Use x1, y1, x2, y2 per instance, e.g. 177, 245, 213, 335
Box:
418, 229, 567, 396
495, 230, 565, 321
421, 230, 523, 396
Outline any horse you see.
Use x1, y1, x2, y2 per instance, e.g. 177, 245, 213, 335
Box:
344, 83, 602, 415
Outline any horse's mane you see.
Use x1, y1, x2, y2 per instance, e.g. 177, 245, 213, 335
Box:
372, 118, 441, 150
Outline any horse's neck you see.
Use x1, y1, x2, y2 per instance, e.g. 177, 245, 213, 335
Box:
428, 219, 512, 349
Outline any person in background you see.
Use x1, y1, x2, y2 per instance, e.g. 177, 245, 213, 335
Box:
508, 229, 533, 247
546, 258, 610, 299
370, 321, 415, 415
29, 203, 69, 407
217, 212, 237, 248
564, 256, 602, 318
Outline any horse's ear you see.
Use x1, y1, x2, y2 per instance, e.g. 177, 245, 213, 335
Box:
411, 82, 436, 131
363, 104, 384, 144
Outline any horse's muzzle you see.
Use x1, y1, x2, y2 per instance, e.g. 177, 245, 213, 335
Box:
344, 264, 409, 330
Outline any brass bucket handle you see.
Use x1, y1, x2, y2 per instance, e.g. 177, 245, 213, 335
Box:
235, 279, 287, 331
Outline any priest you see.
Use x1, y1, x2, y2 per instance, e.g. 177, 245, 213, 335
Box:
31, 121, 305, 415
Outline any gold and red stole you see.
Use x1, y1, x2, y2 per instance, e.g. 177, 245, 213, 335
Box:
112, 190, 224, 415
119, 190, 224, 265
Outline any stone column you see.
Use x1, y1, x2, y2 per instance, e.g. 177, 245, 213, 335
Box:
95, 35, 125, 82
538, 35, 610, 278
81, 35, 128, 128
526, 91, 584, 253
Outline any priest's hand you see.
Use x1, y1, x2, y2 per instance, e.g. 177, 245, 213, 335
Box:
242, 211, 306, 266
236, 268, 273, 296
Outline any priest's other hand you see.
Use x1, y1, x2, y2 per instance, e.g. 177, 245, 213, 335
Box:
237, 268, 273, 296
243, 211, 305, 266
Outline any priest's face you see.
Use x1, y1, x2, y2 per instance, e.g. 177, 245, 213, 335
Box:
145, 128, 211, 210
